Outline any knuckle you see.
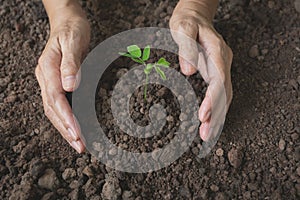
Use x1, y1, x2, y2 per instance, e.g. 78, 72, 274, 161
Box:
61, 61, 79, 75
170, 13, 196, 30
177, 19, 197, 32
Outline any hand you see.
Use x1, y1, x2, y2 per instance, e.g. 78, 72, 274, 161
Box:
35, 3, 90, 153
170, 0, 233, 141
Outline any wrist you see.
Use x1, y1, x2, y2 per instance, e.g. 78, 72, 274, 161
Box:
43, 0, 86, 30
174, 0, 218, 22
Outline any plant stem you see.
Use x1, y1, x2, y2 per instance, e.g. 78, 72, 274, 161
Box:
144, 73, 148, 100
136, 58, 148, 101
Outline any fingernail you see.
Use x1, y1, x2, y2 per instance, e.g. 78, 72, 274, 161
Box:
71, 140, 83, 153
68, 128, 77, 141
63, 76, 76, 91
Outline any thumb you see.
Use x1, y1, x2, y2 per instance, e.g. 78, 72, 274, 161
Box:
170, 19, 198, 75
60, 39, 82, 92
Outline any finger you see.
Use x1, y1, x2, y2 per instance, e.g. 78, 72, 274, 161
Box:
44, 76, 81, 142
199, 119, 210, 141
200, 118, 224, 143
38, 44, 82, 145
170, 20, 198, 75
197, 51, 209, 82
60, 33, 83, 92
202, 81, 227, 141
44, 101, 84, 153
198, 27, 230, 84
36, 66, 84, 153
198, 94, 211, 122
179, 56, 197, 76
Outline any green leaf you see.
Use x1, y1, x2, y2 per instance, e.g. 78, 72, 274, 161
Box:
155, 66, 167, 80
131, 57, 144, 64
127, 45, 142, 58
119, 52, 135, 58
144, 68, 150, 75
144, 64, 153, 74
145, 63, 153, 70
142, 45, 151, 61
157, 57, 170, 67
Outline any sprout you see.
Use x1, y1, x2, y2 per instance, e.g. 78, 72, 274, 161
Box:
119, 45, 170, 100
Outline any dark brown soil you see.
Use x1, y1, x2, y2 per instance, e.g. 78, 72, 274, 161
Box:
0, 0, 299, 199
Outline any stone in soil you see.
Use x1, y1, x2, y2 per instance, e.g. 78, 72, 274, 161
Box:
41, 192, 56, 200
29, 158, 45, 177
248, 45, 259, 58
62, 168, 76, 181
228, 147, 243, 168
101, 173, 122, 200
216, 148, 224, 157
278, 139, 286, 151
38, 169, 60, 190
82, 166, 94, 177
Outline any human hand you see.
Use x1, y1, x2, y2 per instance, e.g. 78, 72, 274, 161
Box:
170, 0, 233, 141
35, 2, 90, 153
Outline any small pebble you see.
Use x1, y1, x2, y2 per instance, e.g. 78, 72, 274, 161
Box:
216, 148, 224, 157
210, 184, 219, 192
291, 133, 299, 141
288, 79, 298, 90
101, 175, 121, 200
62, 168, 76, 181
5, 93, 17, 103
116, 68, 128, 79
268, 1, 275, 9
278, 139, 286, 151
122, 190, 133, 199
228, 147, 243, 168
41, 192, 55, 200
248, 45, 259, 58
261, 49, 269, 55
109, 148, 117, 156
83, 166, 94, 177
179, 113, 188, 121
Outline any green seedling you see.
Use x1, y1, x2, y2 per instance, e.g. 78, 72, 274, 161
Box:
119, 45, 170, 100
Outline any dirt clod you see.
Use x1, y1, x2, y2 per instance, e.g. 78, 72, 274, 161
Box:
62, 168, 76, 181
228, 148, 243, 168
248, 45, 259, 58
210, 184, 219, 192
38, 169, 59, 190
101, 173, 122, 200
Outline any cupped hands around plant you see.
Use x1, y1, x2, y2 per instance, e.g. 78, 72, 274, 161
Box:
119, 45, 170, 100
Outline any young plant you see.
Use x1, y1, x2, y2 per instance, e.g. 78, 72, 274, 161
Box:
119, 45, 170, 100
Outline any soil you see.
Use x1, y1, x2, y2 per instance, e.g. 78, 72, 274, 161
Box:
0, 0, 299, 200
